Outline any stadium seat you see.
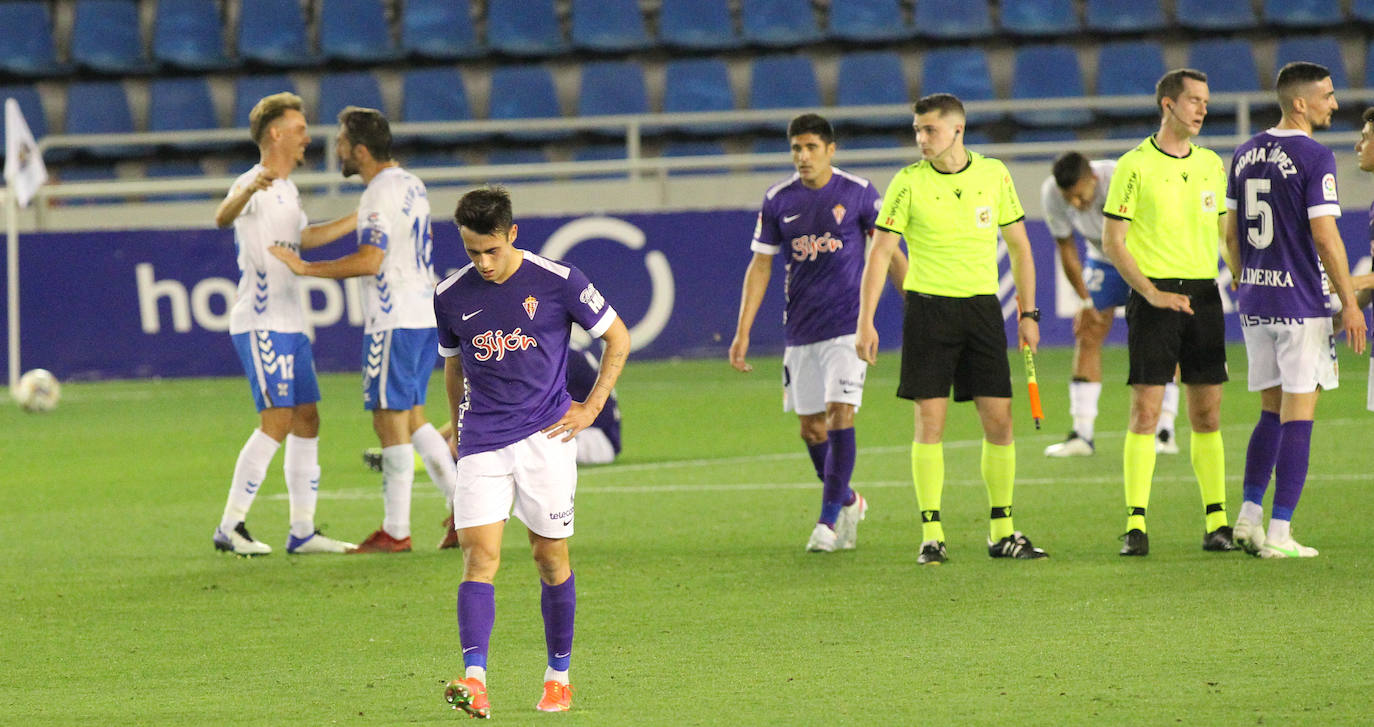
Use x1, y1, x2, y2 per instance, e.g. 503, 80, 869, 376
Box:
71, 0, 151, 74
1175, 0, 1258, 31
144, 160, 211, 202
1186, 39, 1260, 113
0, 1, 61, 76
487, 0, 567, 57
578, 61, 650, 139
662, 58, 745, 135
237, 0, 318, 67
64, 81, 146, 159
0, 85, 50, 165
658, 0, 740, 51
153, 0, 233, 71
55, 165, 120, 205
749, 138, 794, 174
401, 0, 481, 60
844, 133, 903, 149
741, 0, 823, 48
1085, 0, 1166, 33
232, 75, 298, 128
1106, 123, 1158, 140
1011, 46, 1092, 128
1263, 0, 1343, 27
570, 144, 629, 181
488, 65, 569, 141
921, 48, 999, 123
828, 0, 915, 42
320, 0, 400, 63
1001, 0, 1079, 37
148, 77, 222, 152
400, 68, 474, 145
404, 150, 465, 186
1012, 128, 1080, 161
1275, 37, 1348, 88
571, 0, 650, 52
317, 72, 385, 126
484, 147, 552, 184
914, 0, 993, 39
661, 141, 728, 176
748, 56, 821, 120
1355, 0, 1374, 22
1095, 41, 1167, 118
835, 51, 911, 131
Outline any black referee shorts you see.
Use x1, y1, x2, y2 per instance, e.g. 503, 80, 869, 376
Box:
897, 292, 1013, 402
1125, 278, 1229, 386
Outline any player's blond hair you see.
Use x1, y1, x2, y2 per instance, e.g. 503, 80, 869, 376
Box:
248, 92, 304, 146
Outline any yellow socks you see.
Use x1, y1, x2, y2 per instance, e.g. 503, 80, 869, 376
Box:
1191, 430, 1228, 532
1123, 431, 1155, 532
982, 440, 1015, 541
912, 442, 944, 543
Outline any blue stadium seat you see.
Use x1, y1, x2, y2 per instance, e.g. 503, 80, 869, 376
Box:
662, 58, 745, 135
749, 138, 794, 174
741, 0, 823, 48
1264, 0, 1343, 27
64, 81, 146, 159
71, 0, 151, 74
661, 141, 727, 176
153, 0, 233, 71
145, 160, 211, 202
828, 0, 915, 42
658, 0, 740, 51
835, 51, 911, 131
404, 150, 464, 186
1095, 41, 1166, 118
571, 0, 650, 52
401, 0, 481, 60
488, 65, 569, 141
921, 48, 999, 123
232, 75, 298, 128
1001, 0, 1079, 36
0, 85, 50, 164
1011, 46, 1092, 127
0, 2, 61, 76
1012, 128, 1080, 161
1275, 37, 1348, 88
570, 144, 629, 180
844, 133, 903, 149
748, 56, 821, 115
1106, 123, 1158, 140
56, 165, 120, 206
237, 0, 318, 67
1186, 39, 1260, 113
320, 0, 400, 63
1175, 0, 1258, 31
578, 61, 650, 138
317, 72, 385, 125
1355, 0, 1374, 22
1085, 0, 1166, 33
400, 68, 474, 145
487, 0, 567, 57
148, 77, 221, 152
484, 147, 552, 184
914, 0, 992, 39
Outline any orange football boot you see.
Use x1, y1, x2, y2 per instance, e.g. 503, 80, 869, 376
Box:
444, 677, 490, 719
535, 680, 573, 712
347, 528, 412, 554
438, 512, 459, 550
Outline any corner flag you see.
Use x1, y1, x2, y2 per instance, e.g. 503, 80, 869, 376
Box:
4, 98, 48, 208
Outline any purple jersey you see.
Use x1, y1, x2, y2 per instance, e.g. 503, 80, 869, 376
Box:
434, 250, 618, 457
751, 167, 881, 346
1226, 129, 1341, 318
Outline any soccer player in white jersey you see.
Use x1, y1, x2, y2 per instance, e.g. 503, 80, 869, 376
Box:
271, 107, 461, 553
212, 92, 358, 556
1226, 62, 1366, 559
1041, 152, 1182, 457
438, 187, 629, 717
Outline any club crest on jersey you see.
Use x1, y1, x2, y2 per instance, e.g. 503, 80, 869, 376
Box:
472, 328, 538, 362
523, 295, 539, 319
831, 203, 846, 224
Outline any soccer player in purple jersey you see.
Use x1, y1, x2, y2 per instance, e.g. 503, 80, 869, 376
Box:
1353, 109, 1374, 409
436, 187, 629, 717
1226, 63, 1366, 559
729, 113, 907, 553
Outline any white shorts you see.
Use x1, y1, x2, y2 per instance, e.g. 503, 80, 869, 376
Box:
1241, 315, 1337, 394
782, 334, 867, 415
454, 430, 577, 539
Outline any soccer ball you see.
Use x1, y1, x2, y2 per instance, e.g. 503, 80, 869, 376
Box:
12, 368, 60, 412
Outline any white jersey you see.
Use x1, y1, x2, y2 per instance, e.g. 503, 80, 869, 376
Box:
358, 166, 437, 334
227, 164, 309, 335
1041, 159, 1115, 262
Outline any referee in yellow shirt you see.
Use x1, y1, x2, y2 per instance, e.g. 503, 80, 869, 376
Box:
856, 93, 1048, 565
1102, 69, 1238, 556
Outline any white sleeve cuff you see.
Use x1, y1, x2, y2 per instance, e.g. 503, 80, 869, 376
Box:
1307, 203, 1341, 219
750, 240, 781, 255
587, 307, 618, 338
1224, 197, 1238, 210
438, 343, 461, 358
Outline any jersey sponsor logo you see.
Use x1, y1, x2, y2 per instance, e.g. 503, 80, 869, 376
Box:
782, 213, 802, 223
831, 204, 846, 224
471, 328, 538, 361
548, 506, 574, 521
1323, 173, 1338, 202
579, 283, 606, 314
1237, 267, 1295, 288
1201, 190, 1217, 213
1241, 314, 1307, 326
975, 206, 992, 228
523, 295, 539, 319
790, 232, 844, 261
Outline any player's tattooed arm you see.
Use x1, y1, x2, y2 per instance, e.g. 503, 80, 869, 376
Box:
544, 317, 630, 442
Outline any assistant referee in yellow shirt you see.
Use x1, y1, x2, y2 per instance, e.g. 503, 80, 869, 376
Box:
1102, 69, 1239, 556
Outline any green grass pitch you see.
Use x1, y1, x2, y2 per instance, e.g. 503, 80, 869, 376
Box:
4, 344, 1374, 725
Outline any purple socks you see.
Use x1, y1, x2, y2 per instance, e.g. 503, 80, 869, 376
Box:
819, 428, 857, 526
541, 573, 576, 672
457, 581, 495, 669
1242, 410, 1281, 505
1272, 420, 1313, 521
806, 440, 829, 482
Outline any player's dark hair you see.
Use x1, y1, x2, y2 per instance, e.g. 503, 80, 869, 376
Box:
1052, 152, 1093, 190
913, 93, 965, 118
787, 113, 833, 144
1156, 68, 1208, 111
1364, 107, 1374, 125
1275, 62, 1332, 111
337, 106, 392, 161
455, 186, 514, 236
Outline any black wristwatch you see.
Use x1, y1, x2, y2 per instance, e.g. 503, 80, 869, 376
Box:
1019, 309, 1041, 322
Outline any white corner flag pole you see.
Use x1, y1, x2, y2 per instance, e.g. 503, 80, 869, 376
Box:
5, 188, 18, 390
5, 97, 48, 390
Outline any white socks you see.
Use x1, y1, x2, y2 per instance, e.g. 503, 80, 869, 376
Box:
1068, 380, 1102, 441
465, 666, 486, 683
381, 444, 415, 539
284, 434, 320, 539
1238, 500, 1264, 525
1158, 382, 1180, 434
220, 429, 281, 534
545, 667, 569, 684
412, 423, 459, 506
1267, 518, 1291, 543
